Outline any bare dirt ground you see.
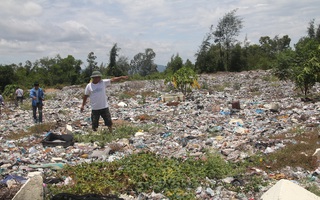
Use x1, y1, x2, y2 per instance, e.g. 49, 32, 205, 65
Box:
0, 184, 22, 200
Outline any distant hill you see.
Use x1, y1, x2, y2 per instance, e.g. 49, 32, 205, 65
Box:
157, 65, 166, 72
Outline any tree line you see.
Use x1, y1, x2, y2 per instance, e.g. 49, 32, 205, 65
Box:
0, 10, 319, 99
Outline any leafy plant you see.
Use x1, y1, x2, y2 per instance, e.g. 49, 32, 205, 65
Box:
164, 67, 200, 97
306, 183, 320, 196
2, 84, 17, 101
73, 124, 142, 145
292, 56, 320, 97
47, 151, 241, 199
274, 39, 320, 97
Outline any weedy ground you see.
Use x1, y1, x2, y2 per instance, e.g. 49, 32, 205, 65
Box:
42, 124, 320, 199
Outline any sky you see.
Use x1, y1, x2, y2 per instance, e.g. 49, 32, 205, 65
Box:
0, 0, 319, 68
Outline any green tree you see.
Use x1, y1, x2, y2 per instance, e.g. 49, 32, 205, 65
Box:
212, 9, 243, 71
165, 54, 183, 74
107, 43, 122, 76
83, 52, 98, 82
307, 19, 320, 42
272, 49, 295, 81
87, 52, 98, 71
0, 64, 16, 92
230, 43, 246, 72
14, 63, 28, 87
273, 31, 320, 97
25, 60, 33, 76
130, 48, 157, 76
32, 56, 57, 86
259, 35, 291, 67
58, 55, 82, 85
244, 44, 266, 70
184, 59, 194, 70
292, 38, 320, 96
116, 56, 130, 76
203, 45, 220, 73
195, 33, 213, 73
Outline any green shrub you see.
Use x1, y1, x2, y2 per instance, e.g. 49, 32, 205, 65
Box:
48, 151, 238, 199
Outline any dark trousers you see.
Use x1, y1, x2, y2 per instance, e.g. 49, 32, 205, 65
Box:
32, 103, 43, 123
15, 97, 23, 106
91, 108, 112, 130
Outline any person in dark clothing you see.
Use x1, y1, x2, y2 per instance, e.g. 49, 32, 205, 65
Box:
29, 82, 45, 123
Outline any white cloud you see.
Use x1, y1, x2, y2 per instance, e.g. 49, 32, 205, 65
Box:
0, 1, 42, 17
0, 0, 319, 66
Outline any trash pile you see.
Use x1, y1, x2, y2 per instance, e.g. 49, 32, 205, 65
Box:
0, 70, 319, 199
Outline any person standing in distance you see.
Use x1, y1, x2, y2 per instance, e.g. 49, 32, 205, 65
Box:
15, 86, 24, 105
80, 71, 128, 132
0, 92, 4, 115
30, 82, 44, 123
0, 93, 4, 106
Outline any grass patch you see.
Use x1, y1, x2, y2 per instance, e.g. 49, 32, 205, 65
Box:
262, 74, 279, 82
4, 122, 56, 140
250, 128, 319, 172
47, 152, 242, 199
73, 124, 154, 147
211, 84, 227, 92
306, 183, 320, 196
19, 103, 32, 111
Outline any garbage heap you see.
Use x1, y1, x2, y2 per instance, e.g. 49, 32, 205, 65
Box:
0, 70, 319, 200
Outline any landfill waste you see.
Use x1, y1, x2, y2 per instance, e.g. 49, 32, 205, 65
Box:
0, 70, 319, 199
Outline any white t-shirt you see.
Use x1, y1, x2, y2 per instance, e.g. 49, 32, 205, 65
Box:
84, 79, 111, 110
16, 88, 23, 97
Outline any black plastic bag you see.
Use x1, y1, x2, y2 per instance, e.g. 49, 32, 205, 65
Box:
42, 132, 74, 148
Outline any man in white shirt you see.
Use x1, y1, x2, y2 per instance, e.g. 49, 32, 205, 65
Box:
15, 87, 24, 105
80, 71, 128, 132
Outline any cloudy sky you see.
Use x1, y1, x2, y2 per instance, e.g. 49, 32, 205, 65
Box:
0, 0, 319, 67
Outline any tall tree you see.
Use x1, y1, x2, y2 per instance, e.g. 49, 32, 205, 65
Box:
307, 19, 316, 38
212, 9, 243, 71
87, 52, 97, 71
0, 64, 16, 92
307, 19, 320, 42
83, 52, 98, 82
257, 35, 291, 69
24, 60, 32, 76
107, 43, 120, 76
165, 54, 183, 74
194, 33, 212, 73
230, 43, 246, 72
34, 56, 57, 86
130, 48, 157, 76
116, 56, 130, 76
58, 55, 82, 85
184, 59, 194, 70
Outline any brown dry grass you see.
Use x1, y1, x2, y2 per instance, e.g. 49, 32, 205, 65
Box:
44, 88, 59, 93
256, 127, 319, 171
3, 122, 56, 141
